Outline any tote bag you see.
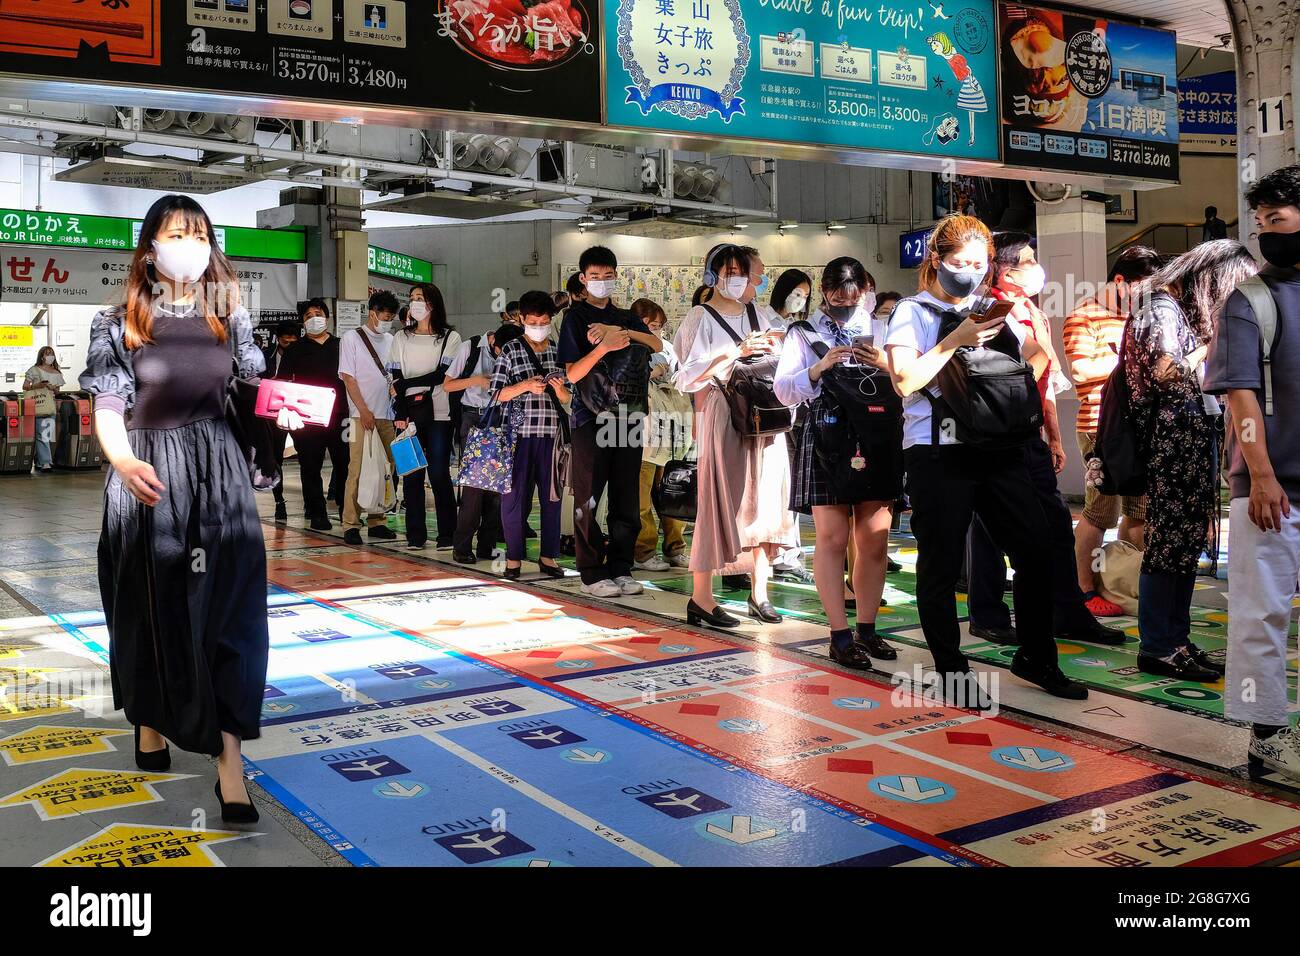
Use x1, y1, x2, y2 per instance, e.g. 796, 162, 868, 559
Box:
358, 427, 396, 512
458, 402, 516, 495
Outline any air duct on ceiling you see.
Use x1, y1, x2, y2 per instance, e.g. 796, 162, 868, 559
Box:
182, 112, 217, 136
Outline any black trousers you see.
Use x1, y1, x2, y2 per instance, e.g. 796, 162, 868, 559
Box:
904, 443, 1057, 674
572, 418, 644, 584
452, 406, 503, 558
403, 408, 457, 548
291, 423, 349, 520
271, 428, 288, 505
967, 438, 1097, 634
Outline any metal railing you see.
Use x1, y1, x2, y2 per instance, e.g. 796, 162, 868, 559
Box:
1108, 219, 1239, 258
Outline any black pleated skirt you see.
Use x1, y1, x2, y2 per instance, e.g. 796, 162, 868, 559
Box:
97, 416, 269, 757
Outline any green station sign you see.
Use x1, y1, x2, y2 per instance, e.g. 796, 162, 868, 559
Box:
0, 207, 306, 262
368, 244, 433, 284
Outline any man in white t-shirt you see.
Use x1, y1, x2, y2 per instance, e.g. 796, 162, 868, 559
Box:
339, 290, 399, 545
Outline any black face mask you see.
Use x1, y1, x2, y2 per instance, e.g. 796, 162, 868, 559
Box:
822, 303, 857, 321
1258, 230, 1300, 269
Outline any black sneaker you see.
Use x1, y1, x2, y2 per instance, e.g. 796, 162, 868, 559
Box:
775, 566, 815, 585
1137, 647, 1221, 683
969, 623, 1018, 645
453, 551, 477, 564
343, 529, 363, 546
1010, 654, 1089, 700
368, 525, 397, 540
886, 558, 903, 574
309, 516, 332, 532
435, 540, 454, 551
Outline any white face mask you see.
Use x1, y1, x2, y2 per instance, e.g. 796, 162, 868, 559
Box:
524, 324, 550, 342
723, 275, 750, 300
151, 238, 211, 285
1007, 263, 1047, 298
784, 292, 808, 314
408, 301, 430, 321
304, 315, 327, 335
585, 279, 614, 299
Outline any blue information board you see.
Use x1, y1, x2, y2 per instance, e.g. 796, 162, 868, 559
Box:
605, 0, 1001, 162
900, 226, 934, 269
1178, 71, 1236, 154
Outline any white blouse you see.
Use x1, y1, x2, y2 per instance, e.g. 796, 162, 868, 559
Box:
774, 307, 888, 407
673, 301, 785, 394
389, 328, 461, 420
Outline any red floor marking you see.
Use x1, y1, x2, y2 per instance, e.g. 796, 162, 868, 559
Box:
827, 757, 875, 774
946, 731, 993, 746
679, 703, 721, 716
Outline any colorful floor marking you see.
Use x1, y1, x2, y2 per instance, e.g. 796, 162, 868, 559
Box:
38, 823, 258, 868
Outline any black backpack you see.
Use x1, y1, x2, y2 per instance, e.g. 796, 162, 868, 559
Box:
787, 319, 903, 499
1092, 324, 1147, 495
702, 303, 795, 437
907, 297, 1043, 449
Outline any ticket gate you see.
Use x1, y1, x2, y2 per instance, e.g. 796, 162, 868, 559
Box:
0, 393, 35, 474
53, 392, 104, 470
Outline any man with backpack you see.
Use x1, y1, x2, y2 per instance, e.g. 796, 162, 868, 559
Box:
1205, 165, 1300, 780
965, 233, 1125, 648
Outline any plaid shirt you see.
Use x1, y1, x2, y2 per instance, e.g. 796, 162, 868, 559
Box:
489, 338, 568, 438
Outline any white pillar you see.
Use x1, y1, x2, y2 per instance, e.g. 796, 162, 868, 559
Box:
1227, 0, 1300, 248
1035, 195, 1110, 498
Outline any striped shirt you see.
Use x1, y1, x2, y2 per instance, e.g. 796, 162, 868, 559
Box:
1062, 297, 1126, 433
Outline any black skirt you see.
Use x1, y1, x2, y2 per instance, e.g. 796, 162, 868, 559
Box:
98, 416, 269, 756
791, 399, 903, 513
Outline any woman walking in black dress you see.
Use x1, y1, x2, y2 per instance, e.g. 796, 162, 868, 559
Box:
80, 194, 293, 824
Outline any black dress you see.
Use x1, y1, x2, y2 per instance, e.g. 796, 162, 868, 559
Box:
80, 304, 269, 757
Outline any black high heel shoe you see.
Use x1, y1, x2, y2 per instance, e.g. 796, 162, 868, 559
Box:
537, 560, 565, 578
215, 778, 259, 824
502, 565, 522, 580
687, 599, 740, 628
134, 725, 171, 772
748, 596, 782, 623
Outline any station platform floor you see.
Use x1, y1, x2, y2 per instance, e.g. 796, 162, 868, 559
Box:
3, 461, 1300, 869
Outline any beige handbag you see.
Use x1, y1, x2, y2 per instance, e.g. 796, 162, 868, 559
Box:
22, 386, 55, 417
1097, 539, 1142, 616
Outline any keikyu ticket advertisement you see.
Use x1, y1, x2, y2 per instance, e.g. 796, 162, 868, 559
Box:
998, 2, 1179, 181
605, 0, 1001, 161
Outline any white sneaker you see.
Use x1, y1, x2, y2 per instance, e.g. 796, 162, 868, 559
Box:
633, 555, 671, 571
668, 552, 690, 568
613, 575, 644, 595
581, 579, 622, 598
1248, 726, 1300, 780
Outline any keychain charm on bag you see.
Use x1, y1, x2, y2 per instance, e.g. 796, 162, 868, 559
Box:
850, 445, 866, 471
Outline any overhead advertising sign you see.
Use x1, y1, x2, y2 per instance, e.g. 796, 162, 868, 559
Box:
368, 245, 433, 284
0, 207, 305, 262
605, 0, 1000, 161
0, 246, 300, 313
998, 3, 1179, 182
0, 0, 601, 125
1179, 71, 1236, 154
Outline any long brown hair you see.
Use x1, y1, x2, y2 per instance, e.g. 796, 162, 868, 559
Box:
918, 214, 993, 291
1145, 239, 1258, 343
124, 194, 239, 350
409, 282, 451, 337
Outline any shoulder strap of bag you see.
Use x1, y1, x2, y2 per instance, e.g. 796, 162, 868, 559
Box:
1236, 275, 1279, 416
745, 301, 760, 335
702, 303, 745, 345
788, 319, 829, 359
355, 327, 389, 378
521, 341, 571, 442
467, 334, 482, 372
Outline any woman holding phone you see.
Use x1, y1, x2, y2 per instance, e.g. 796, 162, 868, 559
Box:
885, 214, 1085, 705
80, 193, 302, 823
775, 257, 900, 667
674, 244, 797, 627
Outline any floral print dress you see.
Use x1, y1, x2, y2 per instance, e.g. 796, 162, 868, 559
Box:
1124, 292, 1220, 576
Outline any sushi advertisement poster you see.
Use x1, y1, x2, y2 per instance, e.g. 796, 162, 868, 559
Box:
604, 0, 1000, 161
998, 2, 1179, 181
0, 0, 603, 125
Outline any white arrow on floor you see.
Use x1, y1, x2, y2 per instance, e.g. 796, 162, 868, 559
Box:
999, 747, 1066, 770
263, 702, 294, 713
835, 698, 876, 710
377, 781, 425, 797
705, 815, 779, 845
564, 748, 608, 763
877, 777, 948, 801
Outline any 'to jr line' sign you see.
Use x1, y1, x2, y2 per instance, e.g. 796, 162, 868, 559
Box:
368, 245, 434, 284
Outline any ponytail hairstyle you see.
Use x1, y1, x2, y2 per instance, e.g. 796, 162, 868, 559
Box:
124, 193, 239, 350
820, 256, 873, 300
917, 214, 994, 292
